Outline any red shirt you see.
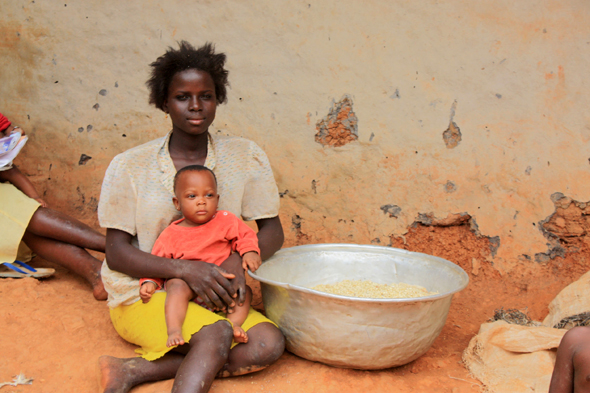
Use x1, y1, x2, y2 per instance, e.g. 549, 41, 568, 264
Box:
140, 210, 259, 289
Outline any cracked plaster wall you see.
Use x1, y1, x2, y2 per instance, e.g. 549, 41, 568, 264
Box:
1, 1, 589, 271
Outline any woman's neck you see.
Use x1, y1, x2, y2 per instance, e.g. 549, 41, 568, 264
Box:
168, 130, 209, 169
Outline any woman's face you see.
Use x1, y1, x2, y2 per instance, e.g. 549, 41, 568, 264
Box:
163, 69, 217, 136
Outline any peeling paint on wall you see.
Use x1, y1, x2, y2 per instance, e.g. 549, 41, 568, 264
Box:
443, 100, 462, 149
536, 192, 590, 263
315, 96, 358, 147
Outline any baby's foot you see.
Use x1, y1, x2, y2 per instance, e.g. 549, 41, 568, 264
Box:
233, 326, 248, 344
167, 330, 185, 347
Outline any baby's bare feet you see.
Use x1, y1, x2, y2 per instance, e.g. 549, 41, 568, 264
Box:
233, 326, 248, 344
167, 331, 185, 347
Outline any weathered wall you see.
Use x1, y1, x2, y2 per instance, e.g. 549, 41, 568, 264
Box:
1, 0, 589, 271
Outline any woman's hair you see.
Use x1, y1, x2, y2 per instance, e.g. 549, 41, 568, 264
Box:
146, 41, 229, 110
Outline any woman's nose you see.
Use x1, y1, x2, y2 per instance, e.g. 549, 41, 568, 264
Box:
189, 97, 201, 111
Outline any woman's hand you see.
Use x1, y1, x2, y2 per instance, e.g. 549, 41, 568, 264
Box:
220, 252, 247, 311
178, 260, 237, 311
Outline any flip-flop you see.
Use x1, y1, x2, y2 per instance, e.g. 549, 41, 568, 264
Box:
0, 260, 54, 278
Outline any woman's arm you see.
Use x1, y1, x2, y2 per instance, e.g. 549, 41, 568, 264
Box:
0, 166, 47, 206
106, 228, 238, 310
221, 216, 284, 307
256, 216, 284, 260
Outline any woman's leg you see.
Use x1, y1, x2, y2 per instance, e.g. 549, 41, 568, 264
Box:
26, 207, 105, 252
99, 321, 233, 393
22, 232, 107, 300
218, 322, 285, 377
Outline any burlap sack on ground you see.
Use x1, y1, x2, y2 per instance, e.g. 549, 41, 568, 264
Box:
463, 320, 566, 393
543, 270, 590, 328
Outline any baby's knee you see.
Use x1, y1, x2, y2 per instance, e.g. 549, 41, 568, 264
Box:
166, 278, 192, 296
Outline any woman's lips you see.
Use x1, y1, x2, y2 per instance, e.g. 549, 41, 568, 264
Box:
188, 118, 205, 125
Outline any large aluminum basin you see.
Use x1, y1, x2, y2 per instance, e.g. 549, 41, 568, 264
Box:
249, 244, 469, 370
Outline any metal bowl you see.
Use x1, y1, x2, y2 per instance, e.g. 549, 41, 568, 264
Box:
249, 243, 469, 370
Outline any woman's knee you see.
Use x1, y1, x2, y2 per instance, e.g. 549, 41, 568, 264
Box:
191, 320, 234, 352
247, 323, 285, 365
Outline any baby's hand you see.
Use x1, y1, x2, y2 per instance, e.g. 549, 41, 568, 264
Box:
242, 251, 262, 272
139, 281, 157, 303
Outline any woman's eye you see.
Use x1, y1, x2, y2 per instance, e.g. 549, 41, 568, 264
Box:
176, 95, 188, 100
203, 94, 213, 100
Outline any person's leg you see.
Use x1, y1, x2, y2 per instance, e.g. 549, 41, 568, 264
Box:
227, 286, 252, 344
26, 207, 105, 252
165, 278, 195, 347
549, 326, 590, 393
173, 320, 233, 392
99, 320, 233, 393
217, 322, 285, 377
99, 353, 184, 393
22, 232, 107, 300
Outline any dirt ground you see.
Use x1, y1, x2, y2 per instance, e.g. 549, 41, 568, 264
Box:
1, 224, 588, 393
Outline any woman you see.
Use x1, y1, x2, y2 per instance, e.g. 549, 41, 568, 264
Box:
98, 42, 285, 393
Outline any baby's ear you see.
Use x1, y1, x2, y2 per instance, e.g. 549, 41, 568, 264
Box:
172, 196, 181, 211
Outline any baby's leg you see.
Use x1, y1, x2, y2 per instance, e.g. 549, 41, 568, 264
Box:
227, 285, 252, 344
164, 278, 194, 348
549, 326, 590, 393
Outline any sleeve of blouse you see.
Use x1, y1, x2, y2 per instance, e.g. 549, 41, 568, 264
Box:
98, 154, 138, 235
240, 142, 280, 221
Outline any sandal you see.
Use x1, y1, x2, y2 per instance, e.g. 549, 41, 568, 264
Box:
0, 260, 54, 278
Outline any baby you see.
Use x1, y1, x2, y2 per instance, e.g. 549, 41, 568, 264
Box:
140, 164, 261, 347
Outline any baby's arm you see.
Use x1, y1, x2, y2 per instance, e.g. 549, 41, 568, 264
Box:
0, 166, 47, 207
242, 251, 262, 272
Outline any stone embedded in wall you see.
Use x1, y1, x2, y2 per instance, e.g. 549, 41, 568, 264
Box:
315, 96, 358, 147
443, 121, 461, 148
380, 204, 402, 218
78, 154, 92, 165
444, 181, 457, 193
536, 192, 590, 262
443, 100, 461, 149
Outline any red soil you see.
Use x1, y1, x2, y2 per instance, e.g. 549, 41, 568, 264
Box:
1, 224, 587, 392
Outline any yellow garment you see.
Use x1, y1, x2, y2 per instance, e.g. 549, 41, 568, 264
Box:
0, 183, 40, 263
110, 292, 277, 361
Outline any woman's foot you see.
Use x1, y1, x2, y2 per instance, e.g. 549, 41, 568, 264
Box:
92, 275, 108, 301
233, 326, 248, 344
167, 330, 185, 347
98, 356, 136, 393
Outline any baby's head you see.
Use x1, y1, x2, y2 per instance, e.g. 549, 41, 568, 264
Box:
173, 165, 219, 226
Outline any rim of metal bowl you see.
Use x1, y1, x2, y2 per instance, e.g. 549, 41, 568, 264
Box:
248, 243, 469, 303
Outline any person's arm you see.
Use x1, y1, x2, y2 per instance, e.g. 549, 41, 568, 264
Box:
106, 228, 237, 310
0, 166, 47, 206
221, 216, 284, 307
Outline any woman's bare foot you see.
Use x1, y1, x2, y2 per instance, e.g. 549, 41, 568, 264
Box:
98, 356, 136, 393
92, 276, 108, 301
167, 330, 185, 347
233, 326, 248, 344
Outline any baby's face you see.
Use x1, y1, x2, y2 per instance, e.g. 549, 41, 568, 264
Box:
173, 170, 219, 226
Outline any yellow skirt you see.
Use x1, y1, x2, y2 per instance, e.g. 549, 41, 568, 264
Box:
110, 292, 276, 361
0, 183, 40, 263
